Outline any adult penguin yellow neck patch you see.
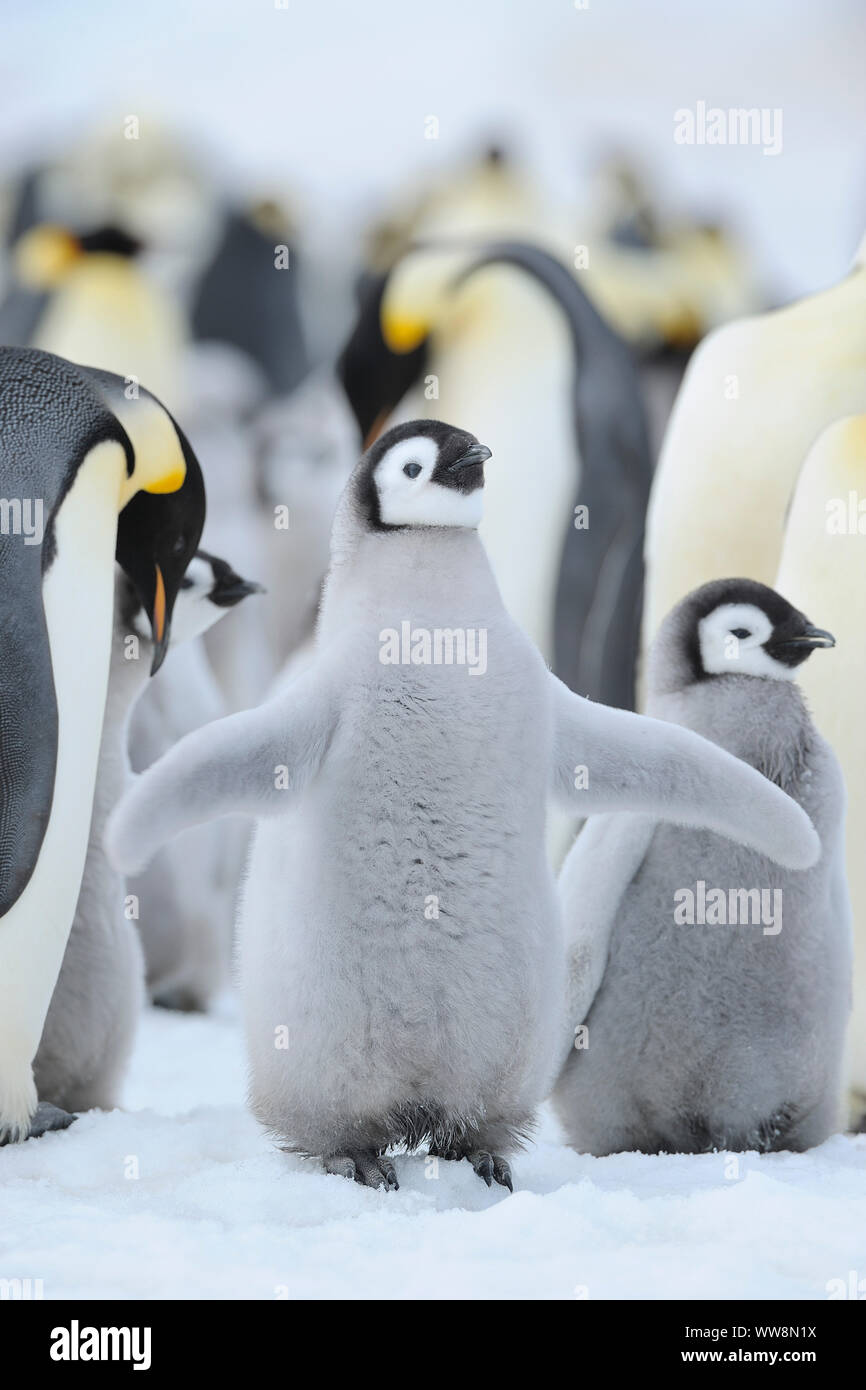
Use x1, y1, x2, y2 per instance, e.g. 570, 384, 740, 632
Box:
380, 309, 429, 354
108, 395, 188, 504
15, 225, 83, 289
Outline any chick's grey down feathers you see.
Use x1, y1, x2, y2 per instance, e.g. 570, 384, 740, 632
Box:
106, 428, 819, 1183
553, 579, 851, 1156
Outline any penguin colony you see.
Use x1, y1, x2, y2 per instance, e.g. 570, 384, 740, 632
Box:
0, 131, 859, 1191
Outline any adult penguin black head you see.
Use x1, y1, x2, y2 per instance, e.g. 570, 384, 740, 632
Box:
83, 363, 206, 673
0, 346, 205, 1143
336, 270, 430, 449
114, 425, 205, 672
10, 222, 142, 296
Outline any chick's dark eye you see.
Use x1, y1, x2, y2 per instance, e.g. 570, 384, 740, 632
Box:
730, 628, 751, 639
403, 462, 422, 479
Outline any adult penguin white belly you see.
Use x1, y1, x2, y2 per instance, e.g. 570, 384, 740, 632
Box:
0, 347, 204, 1142
643, 235, 866, 656
339, 241, 653, 711
775, 415, 866, 1114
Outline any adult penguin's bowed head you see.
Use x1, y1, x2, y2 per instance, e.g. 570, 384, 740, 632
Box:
108, 420, 818, 1192
0, 346, 205, 1143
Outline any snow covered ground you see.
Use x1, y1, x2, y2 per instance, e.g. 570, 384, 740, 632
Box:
2, 998, 865, 1301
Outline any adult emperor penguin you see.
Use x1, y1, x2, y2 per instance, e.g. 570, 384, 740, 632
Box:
0, 346, 205, 1143
107, 421, 818, 1189
642, 233, 866, 653
337, 240, 653, 710
775, 416, 866, 1119
578, 155, 760, 358
553, 579, 849, 1156
34, 552, 259, 1112
0, 222, 186, 412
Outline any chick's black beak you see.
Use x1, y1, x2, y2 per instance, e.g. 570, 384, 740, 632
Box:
211, 573, 266, 608
784, 626, 836, 651
449, 442, 493, 473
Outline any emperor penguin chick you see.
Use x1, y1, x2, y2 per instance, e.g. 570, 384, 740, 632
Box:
553, 579, 850, 1157
106, 427, 820, 1191
33, 554, 260, 1115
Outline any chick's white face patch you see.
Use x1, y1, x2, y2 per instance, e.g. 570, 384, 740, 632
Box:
698, 602, 795, 681
129, 557, 230, 649
373, 436, 483, 529
170, 557, 232, 645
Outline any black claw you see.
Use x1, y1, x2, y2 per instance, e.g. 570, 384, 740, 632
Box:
495, 1169, 513, 1193
384, 1169, 399, 1191
323, 1154, 357, 1182
474, 1154, 494, 1186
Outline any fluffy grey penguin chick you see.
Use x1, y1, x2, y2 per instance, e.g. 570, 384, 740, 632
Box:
106, 427, 819, 1192
33, 553, 261, 1118
553, 578, 851, 1156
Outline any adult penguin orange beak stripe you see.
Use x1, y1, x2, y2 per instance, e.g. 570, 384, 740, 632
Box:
0, 347, 205, 1143
153, 564, 167, 645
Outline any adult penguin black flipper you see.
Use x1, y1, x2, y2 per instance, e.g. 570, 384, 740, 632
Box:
0, 347, 204, 1142
460, 243, 653, 711
190, 207, 309, 398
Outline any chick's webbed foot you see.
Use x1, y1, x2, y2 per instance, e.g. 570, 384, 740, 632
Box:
324, 1151, 399, 1190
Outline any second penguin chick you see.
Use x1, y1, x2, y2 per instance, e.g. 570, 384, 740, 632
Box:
129, 548, 265, 1009
553, 579, 850, 1156
33, 553, 260, 1116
